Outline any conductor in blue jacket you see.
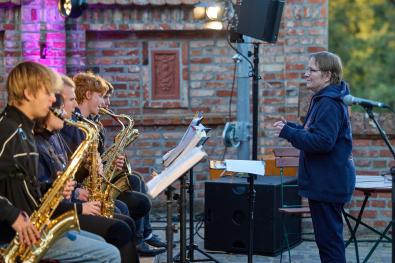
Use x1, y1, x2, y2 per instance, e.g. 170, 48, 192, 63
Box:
274, 51, 356, 263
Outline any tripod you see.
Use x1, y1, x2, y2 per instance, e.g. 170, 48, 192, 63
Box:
174, 169, 220, 263
362, 106, 395, 263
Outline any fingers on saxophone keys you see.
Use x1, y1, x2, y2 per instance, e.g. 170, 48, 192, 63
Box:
27, 226, 39, 245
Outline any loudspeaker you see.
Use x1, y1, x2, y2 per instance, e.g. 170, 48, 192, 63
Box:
233, 0, 285, 43
204, 176, 301, 255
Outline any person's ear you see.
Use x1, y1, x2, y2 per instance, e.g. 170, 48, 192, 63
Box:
85, 90, 92, 100
323, 71, 332, 83
23, 88, 34, 102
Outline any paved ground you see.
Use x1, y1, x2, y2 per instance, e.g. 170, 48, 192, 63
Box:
147, 220, 391, 263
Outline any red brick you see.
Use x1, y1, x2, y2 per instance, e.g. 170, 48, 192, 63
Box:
190, 57, 213, 64
307, 46, 326, 53
371, 200, 386, 208
373, 220, 389, 228
361, 210, 378, 218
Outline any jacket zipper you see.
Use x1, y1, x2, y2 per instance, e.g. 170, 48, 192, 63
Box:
23, 179, 39, 208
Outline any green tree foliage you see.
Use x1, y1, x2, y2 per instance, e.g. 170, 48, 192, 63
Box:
329, 0, 395, 108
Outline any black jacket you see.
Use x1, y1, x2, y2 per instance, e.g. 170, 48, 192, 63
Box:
35, 130, 83, 215
0, 106, 41, 242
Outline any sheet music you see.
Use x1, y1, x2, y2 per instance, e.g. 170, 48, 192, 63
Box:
355, 175, 391, 189
224, 159, 266, 176
147, 146, 207, 198
162, 112, 209, 167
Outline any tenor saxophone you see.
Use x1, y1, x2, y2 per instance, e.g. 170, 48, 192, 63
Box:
72, 112, 105, 203
0, 109, 96, 263
99, 108, 140, 217
73, 112, 116, 217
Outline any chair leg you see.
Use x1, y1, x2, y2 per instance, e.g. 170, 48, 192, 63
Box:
280, 214, 292, 263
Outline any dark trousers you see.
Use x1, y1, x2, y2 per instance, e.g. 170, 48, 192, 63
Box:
117, 189, 151, 222
79, 214, 139, 263
309, 199, 345, 263
128, 174, 153, 240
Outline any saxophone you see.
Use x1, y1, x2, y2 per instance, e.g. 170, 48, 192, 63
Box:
0, 109, 95, 263
99, 108, 140, 217
73, 112, 117, 217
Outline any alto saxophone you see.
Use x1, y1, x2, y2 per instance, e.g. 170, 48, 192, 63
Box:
0, 109, 95, 263
99, 108, 140, 217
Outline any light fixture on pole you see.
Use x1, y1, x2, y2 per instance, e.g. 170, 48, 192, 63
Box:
58, 0, 87, 18
192, 1, 234, 30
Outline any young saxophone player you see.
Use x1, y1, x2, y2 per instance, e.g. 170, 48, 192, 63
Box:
0, 61, 121, 263
102, 80, 167, 256
34, 88, 140, 263
60, 72, 151, 222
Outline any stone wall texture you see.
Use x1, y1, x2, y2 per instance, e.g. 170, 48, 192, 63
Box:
1, 0, 394, 233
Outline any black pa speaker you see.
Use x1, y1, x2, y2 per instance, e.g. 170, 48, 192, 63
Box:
233, 0, 285, 43
204, 176, 301, 255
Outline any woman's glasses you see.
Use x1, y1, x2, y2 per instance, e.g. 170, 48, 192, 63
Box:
305, 67, 321, 74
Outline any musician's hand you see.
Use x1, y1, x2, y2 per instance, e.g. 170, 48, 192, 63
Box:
11, 211, 40, 246
273, 117, 287, 137
75, 188, 89, 202
114, 155, 125, 171
97, 157, 104, 176
98, 161, 104, 177
62, 179, 76, 200
82, 201, 101, 216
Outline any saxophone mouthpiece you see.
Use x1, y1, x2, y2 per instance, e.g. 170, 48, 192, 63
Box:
99, 107, 115, 116
72, 111, 84, 121
50, 107, 65, 120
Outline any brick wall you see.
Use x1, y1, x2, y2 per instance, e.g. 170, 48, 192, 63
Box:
0, 0, 394, 232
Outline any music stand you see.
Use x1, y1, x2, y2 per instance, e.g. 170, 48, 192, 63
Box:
165, 185, 177, 263
174, 168, 220, 263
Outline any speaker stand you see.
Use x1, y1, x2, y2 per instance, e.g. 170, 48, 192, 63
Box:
247, 174, 257, 263
174, 169, 219, 263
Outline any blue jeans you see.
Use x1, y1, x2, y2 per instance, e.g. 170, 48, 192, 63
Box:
115, 199, 129, 215
43, 230, 121, 263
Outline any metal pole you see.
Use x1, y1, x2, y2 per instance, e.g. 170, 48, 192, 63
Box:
188, 169, 195, 261
252, 43, 260, 161
179, 175, 187, 263
165, 186, 175, 263
236, 36, 252, 160
247, 174, 256, 263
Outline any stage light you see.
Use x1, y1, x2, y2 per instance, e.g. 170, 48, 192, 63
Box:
193, 6, 206, 20
193, 1, 232, 30
206, 5, 223, 20
58, 0, 87, 18
203, 21, 223, 30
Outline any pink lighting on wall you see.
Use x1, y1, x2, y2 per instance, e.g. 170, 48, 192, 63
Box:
21, 0, 67, 73
39, 42, 47, 59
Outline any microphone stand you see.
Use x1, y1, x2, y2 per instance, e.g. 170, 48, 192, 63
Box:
362, 106, 395, 263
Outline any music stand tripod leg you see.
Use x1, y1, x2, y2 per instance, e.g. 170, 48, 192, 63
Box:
165, 186, 176, 263
174, 169, 220, 263
179, 174, 188, 263
187, 168, 220, 263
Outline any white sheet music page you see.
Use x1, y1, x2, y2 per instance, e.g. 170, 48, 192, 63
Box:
162, 112, 208, 167
224, 160, 266, 176
148, 146, 207, 198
